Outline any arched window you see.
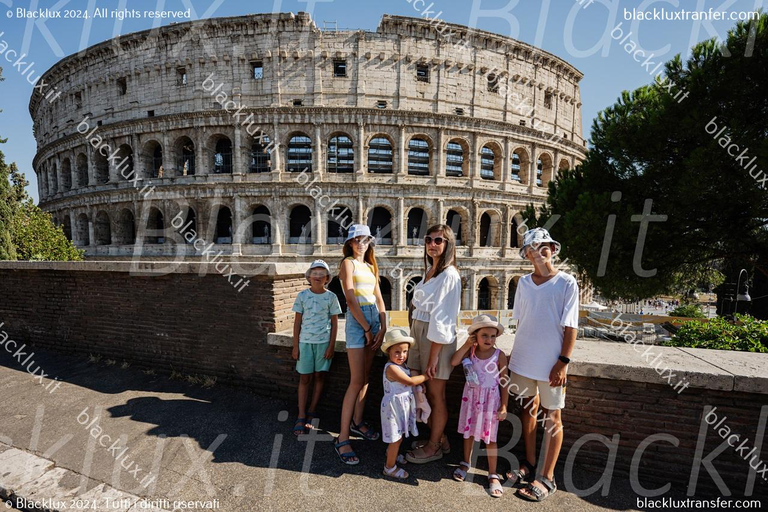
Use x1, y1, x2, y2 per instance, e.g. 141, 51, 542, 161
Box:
115, 209, 135, 245
213, 138, 232, 174
368, 137, 393, 173
76, 153, 89, 187
511, 152, 522, 182
94, 211, 111, 245
510, 219, 520, 248
250, 136, 271, 173
49, 165, 58, 193
175, 137, 195, 176
478, 278, 492, 310
181, 208, 196, 243
446, 209, 463, 245
252, 205, 271, 244
445, 140, 465, 177
61, 159, 72, 191
116, 145, 134, 180
214, 206, 233, 243
405, 276, 422, 308
143, 141, 163, 178
327, 206, 353, 244
480, 213, 492, 247
507, 278, 517, 309
379, 277, 392, 311
407, 208, 427, 245
287, 134, 312, 172
327, 135, 354, 173
408, 137, 430, 176
76, 213, 89, 245
368, 207, 393, 245
289, 205, 312, 244
146, 208, 165, 244
480, 144, 502, 180
62, 216, 73, 241
94, 150, 109, 183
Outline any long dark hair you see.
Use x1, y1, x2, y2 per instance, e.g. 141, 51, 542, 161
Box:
423, 224, 457, 278
341, 239, 379, 278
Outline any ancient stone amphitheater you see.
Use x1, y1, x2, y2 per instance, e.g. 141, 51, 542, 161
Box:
31, 11, 588, 311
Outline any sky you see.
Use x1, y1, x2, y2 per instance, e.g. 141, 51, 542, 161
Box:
0, 0, 764, 203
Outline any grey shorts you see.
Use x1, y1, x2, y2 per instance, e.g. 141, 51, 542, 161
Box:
408, 319, 457, 380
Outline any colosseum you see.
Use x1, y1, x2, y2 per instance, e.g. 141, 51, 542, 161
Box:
31, 11, 588, 311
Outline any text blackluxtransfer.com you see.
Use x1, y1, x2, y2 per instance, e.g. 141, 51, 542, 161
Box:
638, 497, 762, 508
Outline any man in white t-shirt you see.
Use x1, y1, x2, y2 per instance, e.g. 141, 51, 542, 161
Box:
506, 228, 579, 502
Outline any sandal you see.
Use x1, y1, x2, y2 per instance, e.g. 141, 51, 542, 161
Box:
334, 438, 359, 465
488, 474, 504, 498
453, 461, 471, 482
293, 418, 307, 436
383, 464, 409, 480
405, 441, 443, 464
517, 476, 557, 502
350, 421, 380, 441
306, 411, 317, 430
410, 436, 451, 454
506, 459, 535, 486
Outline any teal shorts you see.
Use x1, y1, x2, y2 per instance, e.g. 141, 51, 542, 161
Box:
296, 342, 332, 374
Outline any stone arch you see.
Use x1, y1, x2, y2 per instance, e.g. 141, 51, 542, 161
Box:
249, 204, 271, 243
379, 276, 393, 311
367, 134, 394, 174
558, 158, 570, 178
479, 209, 502, 247
407, 134, 433, 176
286, 132, 312, 172
537, 152, 554, 187
327, 132, 354, 173
327, 205, 354, 244
174, 136, 196, 176
214, 205, 233, 243
76, 152, 89, 187
209, 134, 233, 174
142, 140, 163, 179
115, 208, 136, 244
478, 275, 500, 310
49, 163, 58, 194
61, 158, 72, 191
115, 144, 134, 180
75, 213, 89, 246
510, 212, 524, 248
446, 208, 468, 246
367, 205, 394, 245
94, 211, 111, 245
145, 206, 165, 244
62, 215, 73, 241
288, 204, 313, 244
511, 147, 530, 185
407, 207, 428, 245
507, 275, 520, 309
479, 141, 503, 180
445, 138, 469, 177
93, 149, 109, 184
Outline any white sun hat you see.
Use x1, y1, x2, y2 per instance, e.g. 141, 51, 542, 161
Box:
519, 227, 561, 259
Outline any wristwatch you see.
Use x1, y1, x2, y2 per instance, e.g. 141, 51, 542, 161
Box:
558, 355, 571, 364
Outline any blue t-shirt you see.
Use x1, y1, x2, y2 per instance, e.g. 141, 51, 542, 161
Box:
292, 289, 342, 344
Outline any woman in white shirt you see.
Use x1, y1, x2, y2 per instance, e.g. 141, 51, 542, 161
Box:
405, 224, 462, 464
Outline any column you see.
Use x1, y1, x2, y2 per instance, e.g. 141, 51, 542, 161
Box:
500, 273, 509, 310
314, 203, 325, 254
88, 146, 98, 186
397, 197, 406, 247
196, 130, 206, 175
501, 205, 511, 258
54, 158, 62, 194
436, 128, 445, 179
355, 122, 365, 178
234, 126, 242, 175
161, 132, 171, 177
130, 135, 140, 181
528, 143, 537, 194
436, 198, 444, 228
108, 141, 120, 182
357, 197, 365, 224
502, 138, 511, 183
87, 210, 95, 247
469, 272, 478, 310
272, 119, 282, 179
470, 133, 480, 181
397, 124, 407, 176
313, 123, 323, 176
470, 200, 479, 251
232, 195, 244, 255
271, 203, 283, 255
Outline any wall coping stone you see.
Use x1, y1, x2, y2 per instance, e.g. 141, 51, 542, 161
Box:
0, 260, 307, 276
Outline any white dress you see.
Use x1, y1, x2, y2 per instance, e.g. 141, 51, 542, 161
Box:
380, 362, 419, 443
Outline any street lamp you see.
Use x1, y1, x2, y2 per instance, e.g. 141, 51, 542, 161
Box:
734, 269, 752, 314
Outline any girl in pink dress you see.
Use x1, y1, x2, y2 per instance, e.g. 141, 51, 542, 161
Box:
449, 314, 509, 498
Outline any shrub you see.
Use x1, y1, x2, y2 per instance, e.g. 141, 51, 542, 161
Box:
662, 314, 768, 352
669, 304, 706, 319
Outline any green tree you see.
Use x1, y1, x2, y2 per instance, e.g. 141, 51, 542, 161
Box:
543, 15, 768, 302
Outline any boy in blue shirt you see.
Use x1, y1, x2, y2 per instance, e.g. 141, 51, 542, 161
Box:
292, 260, 342, 436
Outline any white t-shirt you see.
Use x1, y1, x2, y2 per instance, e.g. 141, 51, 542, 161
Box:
411, 265, 461, 344
510, 271, 580, 381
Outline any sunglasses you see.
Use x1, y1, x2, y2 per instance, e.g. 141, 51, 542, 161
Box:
424, 236, 445, 246
353, 236, 371, 245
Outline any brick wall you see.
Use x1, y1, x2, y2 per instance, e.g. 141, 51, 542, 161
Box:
1, 265, 765, 499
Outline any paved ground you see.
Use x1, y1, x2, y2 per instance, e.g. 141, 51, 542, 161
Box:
0, 346, 692, 512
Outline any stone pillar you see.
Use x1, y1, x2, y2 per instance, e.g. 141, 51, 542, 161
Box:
470, 200, 479, 251
469, 272, 478, 310
470, 133, 480, 181
272, 119, 282, 178
355, 122, 365, 178
501, 205, 511, 258
87, 210, 95, 247
271, 204, 283, 255
500, 273, 509, 310
313, 123, 323, 176
502, 138, 511, 183
397, 197, 406, 248
54, 158, 62, 194
161, 132, 171, 177
436, 198, 444, 228
87, 146, 98, 186
397, 124, 407, 176
314, 203, 325, 254
232, 195, 244, 255
130, 135, 140, 181
357, 197, 365, 224
234, 126, 242, 175
436, 128, 445, 179
197, 130, 206, 175
528, 143, 537, 193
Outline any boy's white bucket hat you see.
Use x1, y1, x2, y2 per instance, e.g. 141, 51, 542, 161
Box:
305, 259, 331, 279
345, 224, 376, 245
519, 227, 561, 259
381, 328, 414, 353
467, 314, 504, 336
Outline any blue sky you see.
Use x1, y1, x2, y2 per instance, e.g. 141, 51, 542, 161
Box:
0, 0, 763, 203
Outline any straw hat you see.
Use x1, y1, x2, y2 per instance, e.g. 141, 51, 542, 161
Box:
380, 328, 414, 353
467, 314, 504, 336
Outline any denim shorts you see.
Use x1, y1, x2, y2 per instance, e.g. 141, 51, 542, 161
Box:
345, 304, 381, 349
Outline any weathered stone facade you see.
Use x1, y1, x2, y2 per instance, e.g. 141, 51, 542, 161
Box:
31, 12, 589, 310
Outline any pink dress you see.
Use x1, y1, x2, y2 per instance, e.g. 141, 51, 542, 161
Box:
458, 348, 501, 444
